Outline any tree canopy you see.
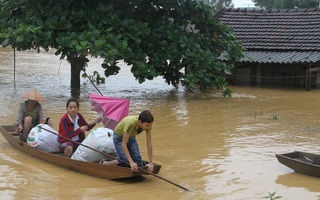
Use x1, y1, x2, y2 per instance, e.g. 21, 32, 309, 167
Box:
253, 0, 319, 9
203, 0, 234, 12
0, 0, 244, 95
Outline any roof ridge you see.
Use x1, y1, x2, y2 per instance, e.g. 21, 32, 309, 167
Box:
226, 7, 320, 13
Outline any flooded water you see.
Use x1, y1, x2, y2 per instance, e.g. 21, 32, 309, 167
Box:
1, 47, 320, 199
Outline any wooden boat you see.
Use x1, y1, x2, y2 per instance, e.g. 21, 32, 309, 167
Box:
275, 151, 320, 178
0, 125, 161, 179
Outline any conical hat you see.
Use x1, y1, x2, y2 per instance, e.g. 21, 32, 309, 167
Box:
21, 88, 45, 101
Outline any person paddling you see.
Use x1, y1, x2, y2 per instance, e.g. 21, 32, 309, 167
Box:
14, 88, 53, 142
103, 110, 154, 173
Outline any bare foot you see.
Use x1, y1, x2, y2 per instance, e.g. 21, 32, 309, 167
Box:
103, 160, 119, 165
64, 146, 73, 158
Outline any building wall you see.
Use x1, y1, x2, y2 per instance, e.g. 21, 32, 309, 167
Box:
229, 63, 318, 88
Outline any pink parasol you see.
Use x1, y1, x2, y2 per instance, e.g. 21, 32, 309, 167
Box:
88, 94, 130, 130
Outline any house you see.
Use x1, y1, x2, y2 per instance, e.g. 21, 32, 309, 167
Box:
215, 8, 320, 90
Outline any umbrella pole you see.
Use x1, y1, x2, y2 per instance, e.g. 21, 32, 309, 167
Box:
39, 126, 193, 192
83, 71, 104, 96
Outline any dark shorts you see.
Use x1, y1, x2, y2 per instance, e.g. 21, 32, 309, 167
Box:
59, 137, 84, 153
59, 141, 75, 152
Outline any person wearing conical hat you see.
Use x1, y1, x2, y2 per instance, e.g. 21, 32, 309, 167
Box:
14, 88, 53, 142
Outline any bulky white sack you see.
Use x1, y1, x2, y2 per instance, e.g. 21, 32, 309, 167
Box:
27, 124, 60, 153
71, 127, 115, 162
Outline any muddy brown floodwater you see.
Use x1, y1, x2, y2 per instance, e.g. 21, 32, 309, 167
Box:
1, 47, 320, 199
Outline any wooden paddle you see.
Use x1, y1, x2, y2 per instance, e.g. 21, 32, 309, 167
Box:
39, 126, 193, 192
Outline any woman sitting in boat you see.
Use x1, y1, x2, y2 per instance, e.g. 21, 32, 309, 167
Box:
14, 88, 53, 142
58, 97, 101, 158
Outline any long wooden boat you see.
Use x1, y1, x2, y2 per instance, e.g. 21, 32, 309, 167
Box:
0, 125, 161, 179
275, 151, 320, 178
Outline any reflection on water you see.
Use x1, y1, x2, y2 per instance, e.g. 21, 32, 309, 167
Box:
1, 48, 320, 199
276, 173, 320, 193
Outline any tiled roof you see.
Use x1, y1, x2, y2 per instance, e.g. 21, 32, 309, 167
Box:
234, 51, 320, 64
215, 8, 320, 51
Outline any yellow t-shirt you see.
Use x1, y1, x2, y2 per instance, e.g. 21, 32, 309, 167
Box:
114, 116, 143, 137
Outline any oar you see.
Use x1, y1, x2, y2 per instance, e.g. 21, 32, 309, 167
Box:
39, 126, 193, 192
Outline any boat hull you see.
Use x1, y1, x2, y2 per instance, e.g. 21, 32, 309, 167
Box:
0, 125, 161, 179
276, 151, 320, 178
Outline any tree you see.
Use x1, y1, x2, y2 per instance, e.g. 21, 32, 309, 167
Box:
252, 0, 319, 9
203, 0, 234, 12
0, 0, 244, 96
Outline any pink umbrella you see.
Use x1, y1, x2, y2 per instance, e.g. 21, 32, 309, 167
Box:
88, 94, 130, 130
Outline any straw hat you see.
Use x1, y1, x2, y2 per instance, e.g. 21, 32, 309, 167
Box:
21, 88, 45, 101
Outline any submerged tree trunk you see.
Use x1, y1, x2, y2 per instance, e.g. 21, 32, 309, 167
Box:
69, 57, 86, 98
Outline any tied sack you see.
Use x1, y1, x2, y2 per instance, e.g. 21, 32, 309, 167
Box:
71, 127, 115, 162
27, 124, 60, 153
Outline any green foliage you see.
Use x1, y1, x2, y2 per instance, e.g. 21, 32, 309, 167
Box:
0, 0, 244, 92
261, 192, 285, 200
272, 114, 278, 120
253, 0, 319, 9
222, 88, 233, 97
82, 71, 105, 85
202, 0, 234, 12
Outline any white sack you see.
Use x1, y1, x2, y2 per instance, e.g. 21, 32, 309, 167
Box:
27, 124, 60, 153
71, 127, 115, 162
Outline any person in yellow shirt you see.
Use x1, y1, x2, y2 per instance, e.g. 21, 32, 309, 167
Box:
103, 110, 154, 172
